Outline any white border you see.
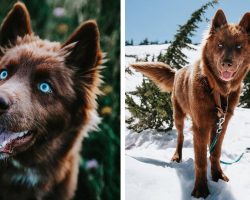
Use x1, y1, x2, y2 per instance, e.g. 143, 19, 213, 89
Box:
120, 0, 125, 199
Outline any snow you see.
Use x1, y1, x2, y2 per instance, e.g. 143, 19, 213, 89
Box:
125, 44, 250, 200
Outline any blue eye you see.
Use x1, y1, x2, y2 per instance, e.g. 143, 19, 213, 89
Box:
38, 82, 52, 93
0, 70, 8, 80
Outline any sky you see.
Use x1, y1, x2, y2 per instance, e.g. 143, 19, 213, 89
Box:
126, 0, 250, 44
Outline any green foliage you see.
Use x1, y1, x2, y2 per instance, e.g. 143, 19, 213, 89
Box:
126, 51, 174, 132
241, 74, 250, 108
126, 0, 218, 133
161, 0, 218, 68
0, 0, 120, 200
125, 39, 134, 46
126, 78, 173, 132
150, 40, 159, 45
139, 37, 149, 45
64, 0, 120, 199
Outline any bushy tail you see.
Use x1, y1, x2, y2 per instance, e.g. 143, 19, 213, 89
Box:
131, 62, 176, 92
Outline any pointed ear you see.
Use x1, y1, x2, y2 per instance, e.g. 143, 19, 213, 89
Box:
131, 62, 175, 92
239, 12, 250, 34
62, 20, 101, 75
210, 9, 227, 34
0, 2, 32, 47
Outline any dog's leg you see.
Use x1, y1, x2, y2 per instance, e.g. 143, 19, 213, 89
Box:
210, 114, 232, 182
171, 100, 185, 162
191, 124, 210, 199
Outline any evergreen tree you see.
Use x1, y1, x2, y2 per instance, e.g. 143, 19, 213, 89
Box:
241, 74, 250, 107
161, 0, 218, 68
126, 79, 173, 132
157, 52, 164, 61
125, 39, 134, 46
131, 39, 134, 46
126, 53, 174, 132
126, 0, 218, 132
139, 37, 149, 45
150, 40, 159, 45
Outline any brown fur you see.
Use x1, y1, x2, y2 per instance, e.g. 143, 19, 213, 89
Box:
131, 9, 250, 198
0, 3, 102, 200
131, 62, 176, 92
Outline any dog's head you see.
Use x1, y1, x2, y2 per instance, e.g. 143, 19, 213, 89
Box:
0, 3, 102, 159
203, 9, 250, 83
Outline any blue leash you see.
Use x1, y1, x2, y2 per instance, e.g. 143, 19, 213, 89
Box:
210, 137, 246, 165
219, 152, 245, 165
207, 86, 248, 165
209, 114, 247, 165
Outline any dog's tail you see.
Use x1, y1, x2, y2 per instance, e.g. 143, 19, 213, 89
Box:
131, 62, 176, 92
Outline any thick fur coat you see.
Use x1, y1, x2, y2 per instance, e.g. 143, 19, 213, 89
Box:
0, 3, 102, 200
131, 10, 250, 198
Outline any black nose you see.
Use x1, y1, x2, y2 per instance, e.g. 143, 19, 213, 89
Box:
0, 96, 11, 113
221, 60, 233, 67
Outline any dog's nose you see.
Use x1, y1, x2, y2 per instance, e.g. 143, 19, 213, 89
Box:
0, 96, 11, 113
221, 60, 232, 67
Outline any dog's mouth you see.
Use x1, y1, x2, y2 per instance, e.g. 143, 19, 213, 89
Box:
0, 128, 33, 154
219, 70, 236, 82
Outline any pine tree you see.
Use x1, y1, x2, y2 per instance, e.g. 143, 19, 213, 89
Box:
126, 0, 218, 132
241, 74, 250, 107
161, 0, 218, 68
139, 37, 149, 45
126, 79, 173, 132
131, 39, 134, 46
125, 39, 134, 46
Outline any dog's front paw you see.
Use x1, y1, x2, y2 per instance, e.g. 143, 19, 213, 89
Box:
171, 152, 181, 163
191, 185, 210, 199
212, 171, 229, 182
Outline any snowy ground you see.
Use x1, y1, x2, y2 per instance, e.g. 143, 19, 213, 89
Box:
125, 44, 250, 200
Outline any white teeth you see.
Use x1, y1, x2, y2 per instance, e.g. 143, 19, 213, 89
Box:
15, 130, 29, 138
2, 140, 8, 147
17, 132, 24, 138
0, 130, 29, 148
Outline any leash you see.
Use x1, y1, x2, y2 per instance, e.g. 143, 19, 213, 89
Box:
209, 93, 248, 165
219, 152, 245, 165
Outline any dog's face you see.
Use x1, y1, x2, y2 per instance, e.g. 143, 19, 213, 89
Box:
204, 10, 250, 82
0, 3, 101, 159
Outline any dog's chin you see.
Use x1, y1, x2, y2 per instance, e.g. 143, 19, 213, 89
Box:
0, 128, 35, 159
218, 69, 237, 82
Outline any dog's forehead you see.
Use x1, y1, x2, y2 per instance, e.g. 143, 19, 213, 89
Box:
0, 37, 64, 69
217, 24, 247, 42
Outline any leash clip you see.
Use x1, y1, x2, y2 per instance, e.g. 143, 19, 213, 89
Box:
216, 115, 225, 134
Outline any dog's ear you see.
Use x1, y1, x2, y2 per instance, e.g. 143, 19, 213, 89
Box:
131, 62, 175, 92
0, 2, 32, 47
239, 12, 250, 34
62, 20, 101, 78
210, 9, 227, 33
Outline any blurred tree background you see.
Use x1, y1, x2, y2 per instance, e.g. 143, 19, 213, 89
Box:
0, 0, 120, 200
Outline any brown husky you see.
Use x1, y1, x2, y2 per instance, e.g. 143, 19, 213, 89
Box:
0, 2, 102, 200
131, 10, 250, 198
